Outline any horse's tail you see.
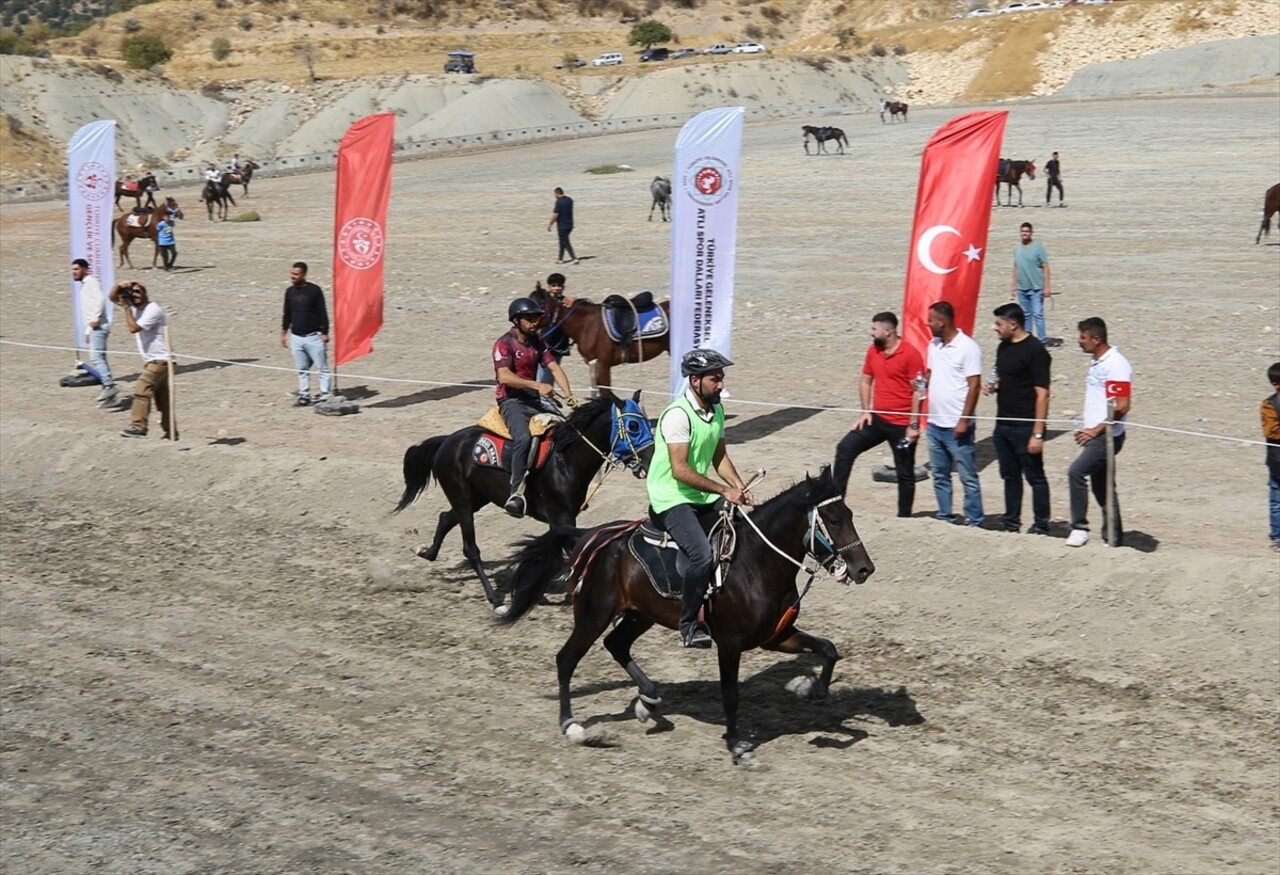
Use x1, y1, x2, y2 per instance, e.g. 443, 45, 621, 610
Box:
392, 435, 445, 513
498, 526, 584, 625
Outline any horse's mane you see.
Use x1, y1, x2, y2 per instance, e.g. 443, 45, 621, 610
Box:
554, 396, 615, 450
749, 466, 839, 527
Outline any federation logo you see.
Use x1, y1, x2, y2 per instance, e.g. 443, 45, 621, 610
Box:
75, 162, 110, 202
681, 156, 734, 207
336, 217, 384, 270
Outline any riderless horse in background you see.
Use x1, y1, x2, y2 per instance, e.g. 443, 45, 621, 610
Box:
802, 125, 849, 155
499, 467, 876, 764
886, 101, 909, 123
112, 196, 182, 269
995, 158, 1036, 207
1256, 183, 1280, 244
393, 394, 655, 612
649, 176, 671, 222
115, 173, 159, 211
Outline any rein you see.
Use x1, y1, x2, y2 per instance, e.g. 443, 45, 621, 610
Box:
555, 400, 651, 511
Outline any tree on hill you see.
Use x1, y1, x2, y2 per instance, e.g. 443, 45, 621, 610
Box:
120, 33, 169, 69
628, 20, 673, 50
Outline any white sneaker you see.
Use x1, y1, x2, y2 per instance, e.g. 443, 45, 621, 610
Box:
96, 384, 118, 402
1065, 529, 1089, 548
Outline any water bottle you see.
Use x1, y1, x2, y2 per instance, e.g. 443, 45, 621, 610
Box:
913, 370, 927, 399
986, 365, 999, 391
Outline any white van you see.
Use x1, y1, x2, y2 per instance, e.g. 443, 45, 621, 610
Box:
592, 52, 623, 67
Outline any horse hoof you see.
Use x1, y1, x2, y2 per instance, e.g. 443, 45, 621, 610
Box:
564, 722, 586, 743
413, 544, 437, 561
492, 603, 510, 619
730, 740, 758, 766
785, 675, 816, 699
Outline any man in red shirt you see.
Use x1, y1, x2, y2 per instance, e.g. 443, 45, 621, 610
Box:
833, 311, 926, 517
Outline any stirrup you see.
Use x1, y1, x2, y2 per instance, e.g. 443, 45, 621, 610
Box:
679, 621, 712, 649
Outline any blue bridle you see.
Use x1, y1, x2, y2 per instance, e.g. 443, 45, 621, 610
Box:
608, 399, 655, 477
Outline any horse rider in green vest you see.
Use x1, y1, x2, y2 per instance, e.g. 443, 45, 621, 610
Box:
647, 348, 755, 648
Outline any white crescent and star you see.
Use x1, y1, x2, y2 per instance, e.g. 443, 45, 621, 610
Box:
916, 224, 983, 275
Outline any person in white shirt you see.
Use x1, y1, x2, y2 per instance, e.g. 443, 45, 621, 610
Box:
924, 301, 984, 526
109, 281, 176, 440
72, 258, 116, 404
1066, 317, 1132, 548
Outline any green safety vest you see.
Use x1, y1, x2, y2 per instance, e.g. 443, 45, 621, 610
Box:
647, 394, 725, 513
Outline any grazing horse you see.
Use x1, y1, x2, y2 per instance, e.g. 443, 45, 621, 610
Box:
648, 176, 671, 222
994, 158, 1036, 207
393, 394, 655, 612
112, 197, 182, 269
530, 286, 672, 397
802, 125, 848, 155
203, 178, 237, 221
1256, 183, 1280, 244
499, 467, 876, 764
886, 101, 909, 122
225, 161, 259, 197
114, 174, 158, 211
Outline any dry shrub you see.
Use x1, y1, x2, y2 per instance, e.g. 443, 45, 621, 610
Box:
1171, 10, 1210, 33
744, 23, 763, 39
868, 42, 886, 56
799, 55, 830, 72
760, 4, 783, 23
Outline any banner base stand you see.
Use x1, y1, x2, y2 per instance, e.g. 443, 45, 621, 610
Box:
314, 394, 360, 416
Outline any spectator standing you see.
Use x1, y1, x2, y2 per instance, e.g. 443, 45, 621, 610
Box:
110, 281, 175, 439
548, 186, 577, 264
878, 97, 888, 124
832, 311, 925, 517
156, 213, 177, 272
925, 301, 984, 527
1065, 317, 1132, 548
536, 272, 575, 386
1011, 222, 1054, 345
985, 302, 1051, 534
1262, 362, 1280, 552
73, 258, 117, 404
279, 261, 331, 407
1045, 151, 1064, 207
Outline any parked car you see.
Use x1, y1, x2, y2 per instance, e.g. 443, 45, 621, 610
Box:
640, 47, 670, 62
732, 42, 766, 54
591, 52, 624, 67
554, 57, 586, 69
704, 43, 733, 55
443, 50, 475, 73
669, 47, 699, 59
999, 2, 1027, 12
968, 7, 996, 15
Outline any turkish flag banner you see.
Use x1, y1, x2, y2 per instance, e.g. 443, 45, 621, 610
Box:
900, 111, 1008, 357
332, 113, 395, 367
1104, 380, 1132, 398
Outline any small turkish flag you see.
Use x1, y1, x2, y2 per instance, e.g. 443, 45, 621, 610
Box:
1104, 380, 1132, 398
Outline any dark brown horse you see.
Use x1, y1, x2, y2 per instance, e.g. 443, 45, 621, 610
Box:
886, 101, 909, 122
1256, 183, 1280, 244
112, 197, 182, 269
226, 161, 259, 197
531, 286, 671, 397
995, 158, 1036, 207
203, 177, 237, 221
499, 467, 876, 764
802, 125, 848, 155
114, 174, 158, 211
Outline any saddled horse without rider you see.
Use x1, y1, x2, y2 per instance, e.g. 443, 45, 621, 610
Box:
1256, 183, 1280, 244
499, 467, 876, 764
886, 101, 909, 123
112, 197, 182, 269
531, 285, 672, 398
802, 125, 848, 155
393, 394, 655, 612
649, 176, 671, 222
115, 174, 159, 211
994, 158, 1036, 207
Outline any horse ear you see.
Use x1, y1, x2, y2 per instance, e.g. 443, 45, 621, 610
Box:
631, 388, 642, 403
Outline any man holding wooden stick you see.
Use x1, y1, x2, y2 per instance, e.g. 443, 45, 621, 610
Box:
111, 280, 177, 440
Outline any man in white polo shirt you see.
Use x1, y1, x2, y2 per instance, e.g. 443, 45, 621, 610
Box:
924, 301, 984, 526
1066, 316, 1132, 548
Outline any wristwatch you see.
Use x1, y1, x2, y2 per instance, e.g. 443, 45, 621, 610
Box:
1032, 432, 1045, 440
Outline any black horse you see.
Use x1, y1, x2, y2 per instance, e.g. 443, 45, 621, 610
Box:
499, 467, 876, 764
995, 158, 1036, 207
886, 101, 909, 123
203, 178, 237, 221
393, 394, 655, 611
802, 125, 848, 155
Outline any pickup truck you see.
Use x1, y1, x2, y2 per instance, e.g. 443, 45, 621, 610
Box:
704, 43, 732, 54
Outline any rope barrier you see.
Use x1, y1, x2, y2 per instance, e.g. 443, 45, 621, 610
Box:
1, 337, 1270, 448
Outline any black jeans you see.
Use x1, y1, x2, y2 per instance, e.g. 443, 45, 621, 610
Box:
992, 421, 1050, 531
1068, 432, 1125, 539
654, 501, 720, 626
499, 397, 539, 492
556, 227, 576, 262
160, 244, 176, 270
833, 415, 917, 517
1046, 177, 1063, 203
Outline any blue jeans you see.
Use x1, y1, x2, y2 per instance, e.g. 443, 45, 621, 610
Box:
1269, 472, 1280, 542
289, 332, 330, 397
1017, 288, 1046, 341
88, 325, 114, 387
926, 425, 984, 525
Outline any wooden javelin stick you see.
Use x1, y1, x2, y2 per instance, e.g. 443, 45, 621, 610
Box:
163, 323, 177, 441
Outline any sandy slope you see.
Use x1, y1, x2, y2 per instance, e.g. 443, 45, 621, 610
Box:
2, 89, 1279, 873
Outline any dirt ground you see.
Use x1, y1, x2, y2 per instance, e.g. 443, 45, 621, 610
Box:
2, 93, 1278, 875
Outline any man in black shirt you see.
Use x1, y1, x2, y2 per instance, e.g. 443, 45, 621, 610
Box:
547, 187, 577, 264
280, 261, 331, 406
985, 302, 1052, 534
1045, 151, 1064, 207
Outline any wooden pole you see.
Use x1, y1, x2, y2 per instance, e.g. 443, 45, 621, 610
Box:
163, 323, 177, 441
1104, 398, 1116, 546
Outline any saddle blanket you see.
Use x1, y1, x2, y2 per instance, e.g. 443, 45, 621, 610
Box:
125, 214, 147, 227
121, 181, 140, 194
603, 305, 669, 344
471, 430, 555, 473
627, 524, 684, 600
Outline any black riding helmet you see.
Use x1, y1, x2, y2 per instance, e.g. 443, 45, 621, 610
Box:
508, 297, 543, 323
680, 348, 733, 377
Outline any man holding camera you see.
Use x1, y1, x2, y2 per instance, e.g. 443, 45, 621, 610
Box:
110, 281, 176, 439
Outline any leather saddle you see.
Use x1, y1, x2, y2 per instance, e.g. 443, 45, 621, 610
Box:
601, 292, 668, 345
627, 514, 731, 601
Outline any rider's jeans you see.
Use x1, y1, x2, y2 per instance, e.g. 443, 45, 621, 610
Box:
499, 398, 538, 492
289, 331, 331, 398
655, 501, 719, 623
88, 325, 114, 387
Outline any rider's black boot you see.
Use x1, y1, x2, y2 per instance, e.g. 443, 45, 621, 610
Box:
678, 578, 712, 648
